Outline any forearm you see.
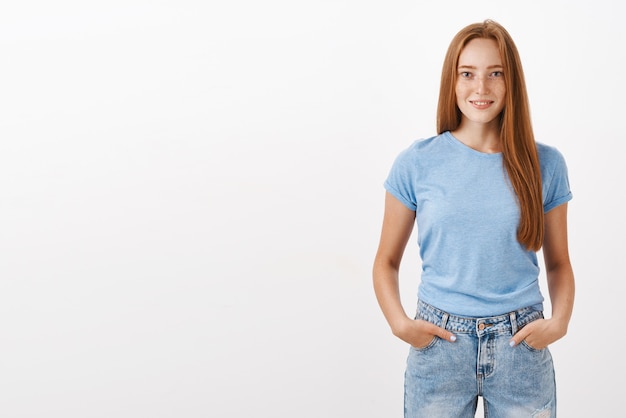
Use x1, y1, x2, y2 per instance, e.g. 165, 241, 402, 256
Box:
546, 262, 575, 330
373, 261, 411, 334
373, 192, 417, 337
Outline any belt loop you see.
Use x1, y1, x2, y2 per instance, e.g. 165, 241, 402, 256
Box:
441, 313, 449, 331
509, 311, 518, 335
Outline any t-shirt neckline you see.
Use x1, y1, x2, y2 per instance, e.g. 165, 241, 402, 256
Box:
443, 131, 502, 158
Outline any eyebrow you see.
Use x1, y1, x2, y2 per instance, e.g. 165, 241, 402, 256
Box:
457, 65, 503, 69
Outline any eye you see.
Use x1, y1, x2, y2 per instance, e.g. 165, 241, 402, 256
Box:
459, 71, 472, 78
490, 71, 504, 78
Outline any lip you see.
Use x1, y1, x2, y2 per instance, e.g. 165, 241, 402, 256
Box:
470, 100, 494, 110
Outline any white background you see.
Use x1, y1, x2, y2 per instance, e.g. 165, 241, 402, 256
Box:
1, 1, 624, 417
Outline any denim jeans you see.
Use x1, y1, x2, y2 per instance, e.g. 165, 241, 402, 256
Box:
404, 300, 556, 418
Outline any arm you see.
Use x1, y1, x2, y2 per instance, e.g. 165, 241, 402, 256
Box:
509, 203, 575, 348
373, 192, 456, 347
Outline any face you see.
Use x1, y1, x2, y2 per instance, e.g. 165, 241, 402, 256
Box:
455, 38, 506, 128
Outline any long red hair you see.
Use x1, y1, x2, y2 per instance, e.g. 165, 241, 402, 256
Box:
437, 20, 543, 251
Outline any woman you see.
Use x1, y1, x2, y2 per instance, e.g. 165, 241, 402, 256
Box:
373, 20, 574, 417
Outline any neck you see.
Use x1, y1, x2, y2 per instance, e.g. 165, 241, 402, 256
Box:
451, 121, 501, 154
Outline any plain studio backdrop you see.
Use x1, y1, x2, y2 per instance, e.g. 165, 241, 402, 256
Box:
1, 1, 624, 417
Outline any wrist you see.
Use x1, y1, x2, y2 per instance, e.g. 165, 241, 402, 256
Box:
548, 316, 569, 337
390, 316, 413, 338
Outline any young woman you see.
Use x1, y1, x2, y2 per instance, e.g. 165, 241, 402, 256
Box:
373, 20, 574, 417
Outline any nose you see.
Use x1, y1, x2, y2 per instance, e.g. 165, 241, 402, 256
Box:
475, 77, 490, 94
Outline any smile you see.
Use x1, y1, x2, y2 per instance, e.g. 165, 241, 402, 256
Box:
469, 100, 495, 110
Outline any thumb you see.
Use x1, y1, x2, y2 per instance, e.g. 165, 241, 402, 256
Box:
509, 328, 529, 347
429, 323, 457, 342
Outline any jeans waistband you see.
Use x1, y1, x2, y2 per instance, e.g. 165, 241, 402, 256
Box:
416, 300, 544, 335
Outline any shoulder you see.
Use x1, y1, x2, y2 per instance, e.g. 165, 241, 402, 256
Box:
535, 141, 573, 208
536, 141, 567, 163
394, 133, 447, 161
386, 134, 445, 184
536, 141, 568, 172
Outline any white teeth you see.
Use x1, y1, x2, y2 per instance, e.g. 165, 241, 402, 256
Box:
473, 101, 489, 105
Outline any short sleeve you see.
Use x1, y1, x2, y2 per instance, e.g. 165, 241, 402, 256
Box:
541, 146, 573, 213
383, 145, 418, 211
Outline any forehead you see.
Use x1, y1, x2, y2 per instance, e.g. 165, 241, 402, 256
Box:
458, 38, 502, 66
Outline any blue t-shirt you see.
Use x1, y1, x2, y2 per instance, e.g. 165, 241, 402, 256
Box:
384, 131, 572, 317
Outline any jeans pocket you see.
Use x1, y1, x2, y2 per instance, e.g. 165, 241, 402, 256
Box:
520, 340, 545, 352
410, 336, 439, 352
516, 311, 546, 352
